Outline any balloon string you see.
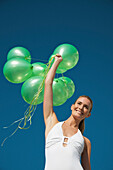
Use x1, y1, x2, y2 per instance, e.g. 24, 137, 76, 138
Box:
3, 117, 24, 129
18, 54, 55, 129
1, 118, 23, 147
1, 55, 56, 146
13, 56, 49, 63
31, 58, 48, 62
61, 73, 67, 87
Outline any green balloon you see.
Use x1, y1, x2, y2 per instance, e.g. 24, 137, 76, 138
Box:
3, 58, 33, 83
31, 62, 47, 77
52, 78, 68, 106
7, 47, 31, 63
21, 76, 44, 105
59, 77, 75, 98
49, 55, 67, 74
53, 44, 79, 70
56, 67, 67, 74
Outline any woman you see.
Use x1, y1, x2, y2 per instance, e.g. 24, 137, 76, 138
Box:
43, 54, 92, 170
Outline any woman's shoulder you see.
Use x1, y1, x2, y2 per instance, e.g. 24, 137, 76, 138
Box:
83, 136, 91, 143
83, 136, 91, 150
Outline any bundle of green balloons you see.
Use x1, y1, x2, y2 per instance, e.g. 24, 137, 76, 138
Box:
3, 44, 79, 106
2, 44, 79, 146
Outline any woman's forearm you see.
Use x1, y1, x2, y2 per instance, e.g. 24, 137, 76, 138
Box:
45, 56, 62, 84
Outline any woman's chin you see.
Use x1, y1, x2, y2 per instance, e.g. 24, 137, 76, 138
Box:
72, 113, 82, 120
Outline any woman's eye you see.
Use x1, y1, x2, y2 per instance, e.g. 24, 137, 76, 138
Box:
85, 105, 88, 109
78, 102, 81, 105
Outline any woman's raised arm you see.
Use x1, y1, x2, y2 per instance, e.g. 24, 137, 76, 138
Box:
43, 54, 63, 127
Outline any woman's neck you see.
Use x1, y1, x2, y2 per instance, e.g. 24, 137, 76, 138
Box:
64, 115, 81, 129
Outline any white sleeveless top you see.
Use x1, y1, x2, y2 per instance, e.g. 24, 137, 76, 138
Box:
44, 121, 84, 170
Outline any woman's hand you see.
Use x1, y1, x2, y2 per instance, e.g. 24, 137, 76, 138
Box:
54, 54, 63, 63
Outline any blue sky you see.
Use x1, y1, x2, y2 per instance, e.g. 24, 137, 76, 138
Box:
0, 0, 113, 169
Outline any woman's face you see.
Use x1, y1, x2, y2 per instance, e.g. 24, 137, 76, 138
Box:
71, 97, 91, 120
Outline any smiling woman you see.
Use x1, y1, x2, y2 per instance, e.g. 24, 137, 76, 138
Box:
43, 54, 93, 170
74, 95, 93, 134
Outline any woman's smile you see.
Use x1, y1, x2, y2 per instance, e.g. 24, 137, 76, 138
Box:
76, 109, 83, 114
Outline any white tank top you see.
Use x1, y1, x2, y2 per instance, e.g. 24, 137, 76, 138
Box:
44, 121, 84, 170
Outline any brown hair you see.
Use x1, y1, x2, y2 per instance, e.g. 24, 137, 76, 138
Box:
74, 95, 93, 134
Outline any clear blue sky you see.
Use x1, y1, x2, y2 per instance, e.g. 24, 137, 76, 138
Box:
0, 0, 113, 169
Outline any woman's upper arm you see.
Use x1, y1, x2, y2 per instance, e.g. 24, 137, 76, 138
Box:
43, 82, 58, 138
81, 137, 91, 170
43, 82, 53, 125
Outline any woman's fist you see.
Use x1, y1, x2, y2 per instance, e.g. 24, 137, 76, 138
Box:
55, 54, 63, 62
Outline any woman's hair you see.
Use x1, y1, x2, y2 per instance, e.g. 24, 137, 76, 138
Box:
74, 95, 93, 134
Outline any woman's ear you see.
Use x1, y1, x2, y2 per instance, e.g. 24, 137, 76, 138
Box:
86, 112, 91, 118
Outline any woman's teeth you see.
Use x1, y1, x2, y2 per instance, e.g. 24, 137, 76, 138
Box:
76, 110, 83, 115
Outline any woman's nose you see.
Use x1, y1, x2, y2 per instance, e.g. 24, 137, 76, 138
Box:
79, 105, 83, 110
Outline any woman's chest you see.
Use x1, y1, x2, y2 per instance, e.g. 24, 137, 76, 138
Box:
62, 123, 78, 137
